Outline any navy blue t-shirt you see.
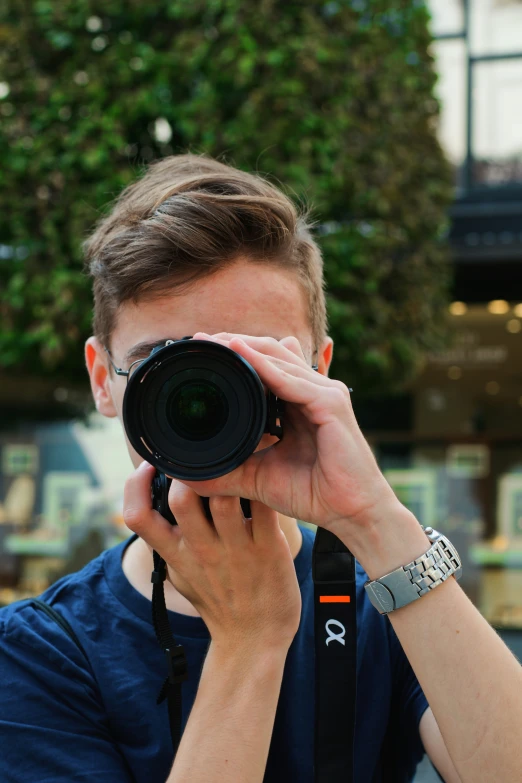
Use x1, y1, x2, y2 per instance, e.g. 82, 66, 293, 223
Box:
0, 526, 428, 783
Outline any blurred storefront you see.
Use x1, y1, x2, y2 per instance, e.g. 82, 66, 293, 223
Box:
363, 302, 522, 629
361, 0, 522, 631
0, 412, 132, 606
1, 0, 521, 635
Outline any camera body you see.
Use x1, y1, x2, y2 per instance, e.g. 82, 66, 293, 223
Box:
122, 337, 284, 484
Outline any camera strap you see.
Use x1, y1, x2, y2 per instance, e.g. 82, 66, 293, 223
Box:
151, 472, 358, 775
151, 550, 188, 754
312, 527, 357, 783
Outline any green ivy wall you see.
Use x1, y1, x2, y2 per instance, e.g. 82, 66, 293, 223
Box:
0, 0, 453, 394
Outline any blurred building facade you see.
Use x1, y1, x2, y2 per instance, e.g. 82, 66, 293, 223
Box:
361, 0, 522, 630
0, 415, 131, 605
1, 0, 522, 636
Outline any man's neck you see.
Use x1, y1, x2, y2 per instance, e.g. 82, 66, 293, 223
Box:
121, 514, 303, 617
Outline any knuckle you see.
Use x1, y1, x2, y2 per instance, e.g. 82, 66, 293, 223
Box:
329, 385, 351, 408
169, 484, 195, 515
259, 336, 279, 350
282, 335, 303, 354
333, 380, 352, 399
123, 507, 144, 532
209, 495, 236, 517
271, 356, 285, 370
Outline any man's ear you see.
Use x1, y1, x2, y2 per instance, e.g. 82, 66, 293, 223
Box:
85, 337, 118, 418
316, 336, 334, 377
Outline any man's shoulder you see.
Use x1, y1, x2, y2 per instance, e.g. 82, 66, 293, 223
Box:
0, 536, 128, 652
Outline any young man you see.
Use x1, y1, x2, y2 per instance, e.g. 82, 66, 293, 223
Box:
1, 154, 521, 783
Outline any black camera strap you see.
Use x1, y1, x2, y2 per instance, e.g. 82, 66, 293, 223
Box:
312, 527, 357, 783
151, 550, 188, 754
150, 472, 189, 754
151, 473, 358, 778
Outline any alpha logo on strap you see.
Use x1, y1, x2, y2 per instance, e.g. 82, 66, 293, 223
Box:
325, 618, 346, 646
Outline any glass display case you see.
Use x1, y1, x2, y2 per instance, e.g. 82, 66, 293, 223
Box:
365, 301, 522, 628
0, 415, 132, 606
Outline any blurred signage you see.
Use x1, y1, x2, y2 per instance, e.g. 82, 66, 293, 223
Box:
428, 330, 508, 367
2, 444, 39, 476
446, 444, 490, 478
384, 469, 437, 528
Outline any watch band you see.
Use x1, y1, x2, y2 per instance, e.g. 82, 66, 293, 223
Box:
364, 526, 462, 615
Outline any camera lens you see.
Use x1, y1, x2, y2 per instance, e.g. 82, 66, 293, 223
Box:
167, 380, 229, 441
122, 339, 269, 480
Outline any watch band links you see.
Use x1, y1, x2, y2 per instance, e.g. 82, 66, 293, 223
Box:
364, 526, 462, 615
405, 527, 462, 595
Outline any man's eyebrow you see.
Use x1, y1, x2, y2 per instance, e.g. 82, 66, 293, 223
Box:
124, 339, 177, 365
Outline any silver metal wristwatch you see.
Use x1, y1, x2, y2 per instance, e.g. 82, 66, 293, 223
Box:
364, 526, 462, 615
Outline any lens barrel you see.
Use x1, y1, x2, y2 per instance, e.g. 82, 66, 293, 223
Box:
122, 339, 270, 480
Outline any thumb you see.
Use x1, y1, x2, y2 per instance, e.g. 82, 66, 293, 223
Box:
124, 461, 183, 564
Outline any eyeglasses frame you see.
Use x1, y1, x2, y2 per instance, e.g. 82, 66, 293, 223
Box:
104, 342, 321, 383
104, 346, 146, 384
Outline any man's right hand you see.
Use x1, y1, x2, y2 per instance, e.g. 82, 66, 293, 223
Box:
123, 460, 302, 656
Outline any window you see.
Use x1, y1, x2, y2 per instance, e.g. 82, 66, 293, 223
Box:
427, 0, 522, 191
430, 39, 467, 181
469, 0, 522, 56
384, 469, 438, 527
472, 58, 522, 186
42, 472, 91, 532
447, 444, 490, 477
498, 474, 522, 541
428, 0, 465, 37
2, 444, 39, 476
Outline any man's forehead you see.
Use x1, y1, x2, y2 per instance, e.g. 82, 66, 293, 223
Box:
114, 262, 314, 363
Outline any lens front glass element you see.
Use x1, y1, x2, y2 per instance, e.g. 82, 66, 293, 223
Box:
123, 340, 268, 480
167, 380, 229, 441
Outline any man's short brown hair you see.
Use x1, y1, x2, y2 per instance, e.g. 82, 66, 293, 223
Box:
84, 153, 327, 353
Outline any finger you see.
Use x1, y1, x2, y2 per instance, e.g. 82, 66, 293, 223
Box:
249, 500, 283, 547
230, 339, 342, 404
123, 461, 183, 556
228, 337, 322, 382
168, 479, 219, 550
278, 335, 308, 363
209, 495, 251, 548
193, 332, 311, 369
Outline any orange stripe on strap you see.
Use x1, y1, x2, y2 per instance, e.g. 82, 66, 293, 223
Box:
319, 596, 351, 603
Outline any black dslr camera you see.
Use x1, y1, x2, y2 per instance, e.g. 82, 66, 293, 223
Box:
122, 337, 285, 523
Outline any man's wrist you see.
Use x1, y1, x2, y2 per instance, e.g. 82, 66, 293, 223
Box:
207, 640, 289, 679
332, 499, 433, 582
